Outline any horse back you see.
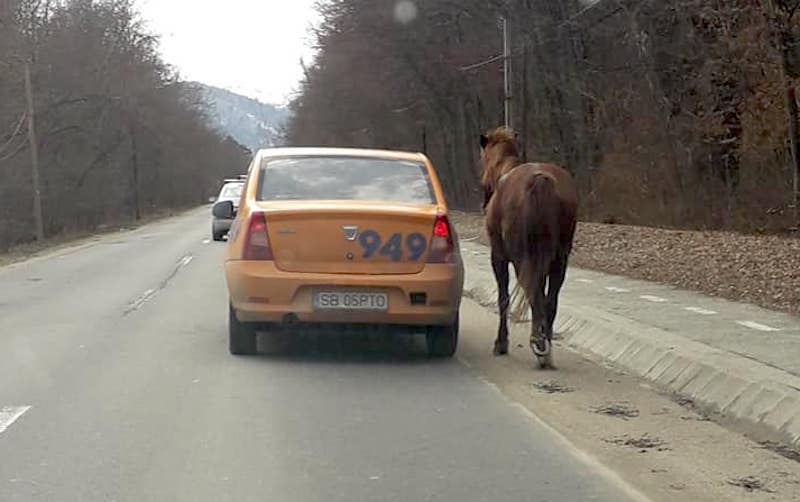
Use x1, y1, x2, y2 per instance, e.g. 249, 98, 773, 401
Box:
515, 163, 578, 209
491, 163, 577, 248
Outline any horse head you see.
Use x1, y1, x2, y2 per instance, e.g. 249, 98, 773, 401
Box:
478, 127, 520, 210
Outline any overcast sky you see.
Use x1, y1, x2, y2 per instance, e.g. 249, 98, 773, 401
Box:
136, 0, 319, 105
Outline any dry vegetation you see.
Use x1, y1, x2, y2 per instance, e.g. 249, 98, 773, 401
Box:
287, 0, 800, 315
0, 0, 248, 250
451, 212, 800, 316
288, 0, 800, 233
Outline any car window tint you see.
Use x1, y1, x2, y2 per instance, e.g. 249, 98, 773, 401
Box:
258, 157, 435, 204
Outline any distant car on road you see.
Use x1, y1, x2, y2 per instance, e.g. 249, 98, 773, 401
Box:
211, 180, 244, 241
215, 148, 464, 357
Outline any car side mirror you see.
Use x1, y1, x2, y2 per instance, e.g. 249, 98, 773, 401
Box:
213, 200, 235, 219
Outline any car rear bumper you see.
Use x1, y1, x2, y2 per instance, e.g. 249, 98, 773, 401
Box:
225, 260, 464, 326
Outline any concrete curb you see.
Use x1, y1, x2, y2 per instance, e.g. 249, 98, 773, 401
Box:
462, 247, 800, 450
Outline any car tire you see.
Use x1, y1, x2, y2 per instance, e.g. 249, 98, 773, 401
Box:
229, 303, 257, 355
212, 224, 225, 241
426, 315, 459, 358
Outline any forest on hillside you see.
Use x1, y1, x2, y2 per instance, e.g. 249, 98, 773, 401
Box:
0, 0, 248, 249
197, 83, 288, 151
287, 0, 800, 233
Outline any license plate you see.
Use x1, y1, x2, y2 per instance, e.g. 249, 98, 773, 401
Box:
313, 291, 388, 312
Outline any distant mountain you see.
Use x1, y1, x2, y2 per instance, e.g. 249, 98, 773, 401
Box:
193, 83, 289, 151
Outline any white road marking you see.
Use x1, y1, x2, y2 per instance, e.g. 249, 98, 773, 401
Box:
605, 286, 630, 293
124, 253, 193, 315
684, 307, 717, 315
576, 278, 594, 284
202, 239, 211, 244
736, 321, 781, 332
0, 406, 31, 435
128, 288, 156, 312
640, 295, 668, 303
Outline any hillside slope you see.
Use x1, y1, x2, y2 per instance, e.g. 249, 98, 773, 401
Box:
195, 83, 288, 151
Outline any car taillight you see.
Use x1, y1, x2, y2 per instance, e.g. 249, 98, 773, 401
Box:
427, 213, 456, 263
242, 212, 273, 261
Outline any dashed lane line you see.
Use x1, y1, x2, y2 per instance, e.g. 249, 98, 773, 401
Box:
123, 252, 194, 316
0, 406, 31, 435
575, 278, 594, 284
640, 295, 668, 303
126, 288, 157, 313
736, 320, 781, 332
684, 307, 717, 315
605, 286, 630, 293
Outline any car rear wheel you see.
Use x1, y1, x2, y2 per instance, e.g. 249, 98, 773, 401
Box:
426, 315, 459, 358
212, 223, 225, 241
229, 304, 257, 355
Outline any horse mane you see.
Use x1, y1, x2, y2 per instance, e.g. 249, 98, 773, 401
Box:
486, 127, 518, 154
481, 127, 521, 188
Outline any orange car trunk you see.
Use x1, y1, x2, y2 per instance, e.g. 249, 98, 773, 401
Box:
261, 202, 438, 275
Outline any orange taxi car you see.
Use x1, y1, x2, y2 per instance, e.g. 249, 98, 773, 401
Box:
214, 148, 464, 357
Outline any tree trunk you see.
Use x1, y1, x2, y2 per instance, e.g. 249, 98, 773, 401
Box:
785, 84, 800, 226
130, 123, 141, 221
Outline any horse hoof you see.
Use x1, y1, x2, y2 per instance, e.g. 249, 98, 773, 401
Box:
531, 338, 551, 357
537, 352, 555, 370
493, 342, 509, 356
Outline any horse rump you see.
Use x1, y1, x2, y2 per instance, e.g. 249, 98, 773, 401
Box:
509, 173, 561, 322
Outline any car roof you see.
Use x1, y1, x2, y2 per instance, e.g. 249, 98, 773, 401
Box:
256, 147, 427, 164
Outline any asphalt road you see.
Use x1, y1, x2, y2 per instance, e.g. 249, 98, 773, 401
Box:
0, 208, 644, 502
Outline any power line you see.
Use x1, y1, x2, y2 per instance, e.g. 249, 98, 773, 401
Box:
459, 0, 626, 72
460, 53, 505, 72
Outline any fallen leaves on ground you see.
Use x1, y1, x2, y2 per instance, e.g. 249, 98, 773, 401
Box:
450, 211, 800, 316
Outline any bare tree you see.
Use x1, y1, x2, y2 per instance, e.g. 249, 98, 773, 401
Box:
0, 0, 249, 250
287, 0, 799, 232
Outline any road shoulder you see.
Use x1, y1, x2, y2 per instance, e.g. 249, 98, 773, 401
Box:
0, 206, 208, 269
458, 297, 800, 502
461, 239, 800, 452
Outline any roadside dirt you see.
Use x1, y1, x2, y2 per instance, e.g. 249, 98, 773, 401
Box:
451, 211, 800, 316
459, 297, 800, 502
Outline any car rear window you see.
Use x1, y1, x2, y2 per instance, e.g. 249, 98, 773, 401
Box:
220, 183, 243, 198
257, 156, 435, 204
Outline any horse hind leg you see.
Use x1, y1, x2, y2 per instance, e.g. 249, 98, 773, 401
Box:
533, 257, 567, 370
528, 270, 553, 368
491, 252, 510, 356
545, 253, 568, 342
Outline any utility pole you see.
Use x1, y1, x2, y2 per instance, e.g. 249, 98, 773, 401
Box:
458, 17, 512, 128
24, 61, 44, 241
503, 17, 512, 129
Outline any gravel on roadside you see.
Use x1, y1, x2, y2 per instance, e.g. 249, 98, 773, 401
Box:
450, 211, 800, 316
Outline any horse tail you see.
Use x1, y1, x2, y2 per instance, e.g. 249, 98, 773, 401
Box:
510, 174, 561, 321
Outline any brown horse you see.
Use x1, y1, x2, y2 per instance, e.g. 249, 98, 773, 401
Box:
479, 127, 577, 368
